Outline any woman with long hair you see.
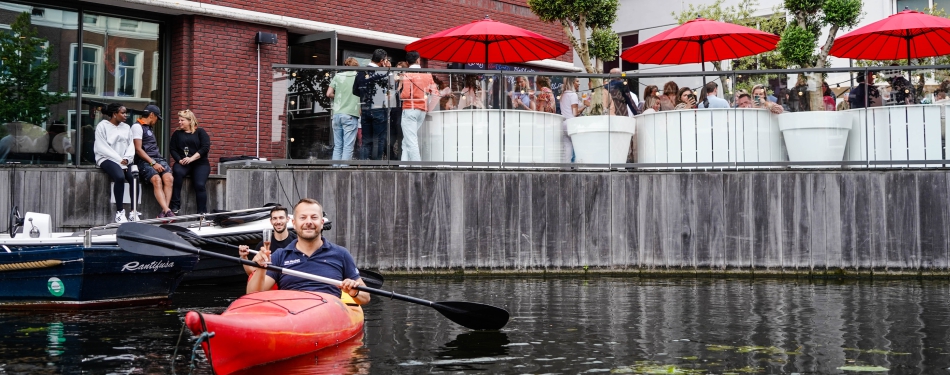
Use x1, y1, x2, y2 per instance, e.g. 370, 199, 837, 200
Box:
169, 109, 212, 214
457, 74, 485, 109
535, 76, 556, 113
674, 87, 697, 110
640, 85, 658, 112
94, 103, 137, 223
659, 81, 679, 111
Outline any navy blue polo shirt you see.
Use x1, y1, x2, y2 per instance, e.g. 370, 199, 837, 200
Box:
265, 237, 360, 296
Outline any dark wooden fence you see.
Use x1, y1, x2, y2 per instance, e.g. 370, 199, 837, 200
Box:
0, 166, 226, 231
225, 167, 950, 274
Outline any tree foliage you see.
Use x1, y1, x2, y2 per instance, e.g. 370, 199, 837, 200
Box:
672, 0, 788, 90
529, 0, 620, 115
0, 12, 68, 126
779, 0, 862, 68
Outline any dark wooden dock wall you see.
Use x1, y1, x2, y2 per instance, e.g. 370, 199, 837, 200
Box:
226, 168, 950, 273
0, 167, 226, 231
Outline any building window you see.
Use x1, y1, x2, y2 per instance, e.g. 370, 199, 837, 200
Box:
897, 0, 938, 11
114, 48, 142, 97
82, 14, 98, 26
69, 44, 102, 95
603, 33, 639, 73
119, 18, 139, 32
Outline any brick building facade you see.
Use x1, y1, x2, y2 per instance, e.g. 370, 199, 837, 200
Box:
112, 0, 573, 164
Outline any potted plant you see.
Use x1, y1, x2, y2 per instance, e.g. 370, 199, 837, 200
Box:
775, 0, 862, 164
528, 0, 635, 164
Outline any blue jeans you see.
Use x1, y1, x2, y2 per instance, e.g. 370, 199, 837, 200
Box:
359, 108, 388, 160
401, 109, 426, 162
332, 113, 360, 161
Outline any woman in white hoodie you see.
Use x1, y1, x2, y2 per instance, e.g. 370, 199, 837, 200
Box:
94, 103, 137, 223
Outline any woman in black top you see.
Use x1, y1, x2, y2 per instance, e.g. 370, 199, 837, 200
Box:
169, 109, 211, 214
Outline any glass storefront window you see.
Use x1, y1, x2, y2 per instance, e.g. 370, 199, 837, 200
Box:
79, 11, 162, 165
0, 2, 164, 166
0, 4, 78, 164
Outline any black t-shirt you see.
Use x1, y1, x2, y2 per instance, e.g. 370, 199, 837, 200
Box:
255, 231, 298, 252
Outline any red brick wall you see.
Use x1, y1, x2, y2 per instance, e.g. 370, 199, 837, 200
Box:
171, 15, 288, 167
194, 0, 571, 62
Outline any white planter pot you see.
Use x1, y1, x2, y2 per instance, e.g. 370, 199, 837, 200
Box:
566, 115, 636, 164
778, 111, 853, 164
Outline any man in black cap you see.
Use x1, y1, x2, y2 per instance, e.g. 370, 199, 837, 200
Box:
132, 104, 175, 218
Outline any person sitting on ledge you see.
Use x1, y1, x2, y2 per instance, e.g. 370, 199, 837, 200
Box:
247, 198, 370, 305
132, 104, 175, 219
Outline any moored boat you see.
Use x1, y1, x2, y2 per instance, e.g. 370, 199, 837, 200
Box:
185, 290, 364, 375
0, 245, 198, 309
2, 206, 277, 282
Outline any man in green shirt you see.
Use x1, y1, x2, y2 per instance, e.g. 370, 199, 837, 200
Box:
327, 57, 362, 161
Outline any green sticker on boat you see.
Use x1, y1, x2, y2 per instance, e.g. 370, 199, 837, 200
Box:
47, 277, 64, 297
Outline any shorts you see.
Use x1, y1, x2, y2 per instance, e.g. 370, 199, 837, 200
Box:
136, 156, 170, 183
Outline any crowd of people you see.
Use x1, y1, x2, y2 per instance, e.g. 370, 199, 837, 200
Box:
93, 103, 211, 222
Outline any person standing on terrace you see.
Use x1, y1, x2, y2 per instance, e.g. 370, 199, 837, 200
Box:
751, 85, 784, 114
535, 76, 556, 113
399, 51, 437, 162
674, 87, 697, 110
509, 76, 535, 111
458, 75, 485, 109
327, 57, 362, 161
355, 49, 392, 160
639, 85, 658, 112
697, 82, 729, 109
848, 72, 881, 109
609, 68, 639, 116
659, 81, 678, 111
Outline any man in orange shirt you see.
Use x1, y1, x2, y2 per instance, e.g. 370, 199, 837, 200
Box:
398, 51, 437, 162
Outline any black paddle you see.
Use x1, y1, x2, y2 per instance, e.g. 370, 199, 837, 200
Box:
158, 224, 385, 289
116, 223, 509, 330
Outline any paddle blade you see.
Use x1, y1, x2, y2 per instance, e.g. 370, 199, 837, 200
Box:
358, 269, 384, 289
117, 222, 196, 257
433, 301, 510, 330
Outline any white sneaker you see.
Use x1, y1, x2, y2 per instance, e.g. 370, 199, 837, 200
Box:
115, 210, 129, 223
128, 211, 142, 222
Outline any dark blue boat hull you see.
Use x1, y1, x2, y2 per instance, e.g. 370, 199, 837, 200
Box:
0, 245, 198, 308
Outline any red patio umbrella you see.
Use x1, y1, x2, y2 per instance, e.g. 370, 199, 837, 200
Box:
404, 16, 569, 67
830, 9, 950, 62
621, 18, 780, 71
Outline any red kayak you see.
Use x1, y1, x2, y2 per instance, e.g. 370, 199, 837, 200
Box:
185, 290, 364, 375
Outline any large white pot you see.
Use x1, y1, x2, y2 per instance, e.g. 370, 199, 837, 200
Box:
778, 111, 853, 164
566, 115, 636, 164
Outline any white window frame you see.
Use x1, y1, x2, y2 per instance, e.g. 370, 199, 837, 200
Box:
151, 51, 159, 95
894, 0, 940, 12
114, 48, 143, 98
68, 43, 103, 96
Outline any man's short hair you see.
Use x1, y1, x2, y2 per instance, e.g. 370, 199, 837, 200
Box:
294, 198, 323, 215
371, 49, 388, 63
738, 93, 751, 100
270, 205, 288, 217
406, 51, 421, 65
704, 81, 719, 93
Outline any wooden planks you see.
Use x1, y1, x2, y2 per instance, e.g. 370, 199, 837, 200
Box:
7, 166, 950, 273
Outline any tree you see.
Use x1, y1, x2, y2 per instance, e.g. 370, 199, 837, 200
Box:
0, 12, 67, 126
777, 0, 862, 110
529, 0, 620, 115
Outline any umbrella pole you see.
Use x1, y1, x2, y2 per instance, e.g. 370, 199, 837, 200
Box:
700, 40, 706, 85
906, 36, 913, 103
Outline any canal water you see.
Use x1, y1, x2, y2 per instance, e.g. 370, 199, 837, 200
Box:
1, 277, 949, 374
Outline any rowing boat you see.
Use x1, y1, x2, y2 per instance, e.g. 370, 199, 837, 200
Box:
184, 290, 363, 374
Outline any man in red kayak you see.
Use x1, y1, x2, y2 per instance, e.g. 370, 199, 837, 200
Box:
246, 198, 370, 305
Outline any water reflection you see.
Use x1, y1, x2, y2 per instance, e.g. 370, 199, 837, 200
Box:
0, 278, 949, 374
231, 332, 369, 375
